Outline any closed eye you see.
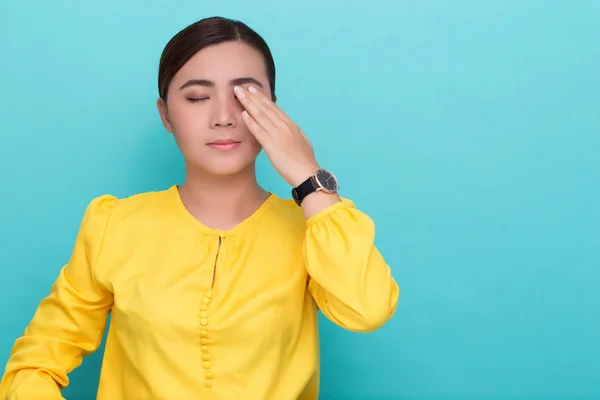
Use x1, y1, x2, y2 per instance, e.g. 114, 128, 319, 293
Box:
187, 97, 209, 103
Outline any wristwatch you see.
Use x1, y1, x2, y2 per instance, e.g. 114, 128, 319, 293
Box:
291, 168, 339, 206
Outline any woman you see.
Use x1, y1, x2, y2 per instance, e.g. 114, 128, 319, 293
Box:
0, 16, 399, 400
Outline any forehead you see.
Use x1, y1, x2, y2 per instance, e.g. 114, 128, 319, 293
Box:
174, 41, 268, 84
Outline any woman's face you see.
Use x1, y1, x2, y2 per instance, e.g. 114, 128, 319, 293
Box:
157, 41, 272, 177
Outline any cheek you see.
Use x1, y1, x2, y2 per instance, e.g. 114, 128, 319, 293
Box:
170, 113, 211, 145
247, 137, 263, 156
170, 104, 205, 127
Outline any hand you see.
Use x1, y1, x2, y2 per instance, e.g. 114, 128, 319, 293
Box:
234, 85, 319, 187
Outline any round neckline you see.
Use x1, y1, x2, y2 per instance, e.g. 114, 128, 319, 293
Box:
168, 185, 278, 237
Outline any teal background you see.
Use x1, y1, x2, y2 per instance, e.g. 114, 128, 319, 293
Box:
1, 0, 599, 399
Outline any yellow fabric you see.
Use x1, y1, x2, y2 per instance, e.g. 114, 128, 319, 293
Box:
0, 185, 399, 399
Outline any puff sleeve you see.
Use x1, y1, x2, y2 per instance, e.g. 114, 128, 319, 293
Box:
0, 195, 117, 399
304, 199, 399, 332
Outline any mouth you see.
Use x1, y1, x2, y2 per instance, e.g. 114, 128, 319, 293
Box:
207, 139, 241, 150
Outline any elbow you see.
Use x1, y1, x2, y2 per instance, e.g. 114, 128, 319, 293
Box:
353, 286, 400, 333
354, 304, 397, 332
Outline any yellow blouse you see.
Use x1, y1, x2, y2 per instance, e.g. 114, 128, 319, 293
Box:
0, 185, 399, 400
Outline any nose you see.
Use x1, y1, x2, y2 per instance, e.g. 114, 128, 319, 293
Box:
209, 92, 240, 129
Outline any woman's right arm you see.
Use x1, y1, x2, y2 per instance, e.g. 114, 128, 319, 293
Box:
0, 195, 117, 400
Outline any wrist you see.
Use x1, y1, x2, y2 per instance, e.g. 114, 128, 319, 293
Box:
289, 163, 320, 188
301, 191, 342, 220
291, 166, 340, 208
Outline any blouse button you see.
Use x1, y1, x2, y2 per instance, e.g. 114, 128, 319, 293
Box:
200, 318, 208, 326
205, 382, 212, 389
201, 338, 209, 345
202, 354, 210, 361
201, 329, 208, 338
205, 290, 213, 298
201, 345, 209, 353
201, 311, 208, 318
201, 304, 208, 311
203, 297, 211, 305
206, 371, 214, 379
203, 361, 211, 370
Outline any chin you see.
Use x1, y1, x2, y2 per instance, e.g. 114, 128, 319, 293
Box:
192, 159, 256, 177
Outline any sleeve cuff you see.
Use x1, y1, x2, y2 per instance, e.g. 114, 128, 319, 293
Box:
305, 197, 356, 227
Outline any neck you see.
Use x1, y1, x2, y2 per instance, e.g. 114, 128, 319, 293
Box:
178, 162, 271, 231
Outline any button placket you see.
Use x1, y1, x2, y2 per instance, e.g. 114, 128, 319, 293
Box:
201, 235, 222, 390
202, 243, 218, 392
201, 289, 213, 388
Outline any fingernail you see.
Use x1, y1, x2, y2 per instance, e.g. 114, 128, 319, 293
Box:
248, 86, 258, 94
234, 86, 245, 96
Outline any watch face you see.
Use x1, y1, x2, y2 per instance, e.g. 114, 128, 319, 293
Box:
315, 169, 339, 193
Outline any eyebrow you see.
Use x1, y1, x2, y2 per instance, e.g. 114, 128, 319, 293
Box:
179, 77, 264, 90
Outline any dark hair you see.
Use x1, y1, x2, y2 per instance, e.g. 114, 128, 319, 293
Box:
158, 17, 276, 101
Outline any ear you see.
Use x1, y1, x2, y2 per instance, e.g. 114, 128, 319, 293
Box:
156, 98, 173, 133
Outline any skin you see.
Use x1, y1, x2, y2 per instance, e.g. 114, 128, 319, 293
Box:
156, 41, 340, 229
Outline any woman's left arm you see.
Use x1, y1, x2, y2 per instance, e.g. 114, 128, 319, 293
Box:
302, 192, 399, 332
233, 85, 400, 331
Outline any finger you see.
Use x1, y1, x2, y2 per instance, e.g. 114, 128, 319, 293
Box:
234, 86, 280, 135
247, 86, 290, 124
242, 110, 271, 145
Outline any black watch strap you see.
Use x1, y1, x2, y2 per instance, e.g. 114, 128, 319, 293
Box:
292, 176, 318, 206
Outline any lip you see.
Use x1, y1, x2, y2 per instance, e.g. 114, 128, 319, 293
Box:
207, 139, 241, 150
